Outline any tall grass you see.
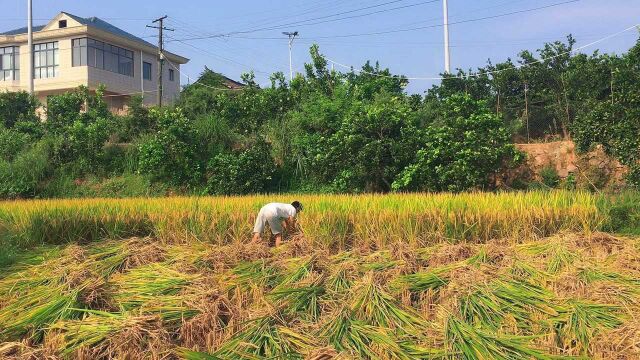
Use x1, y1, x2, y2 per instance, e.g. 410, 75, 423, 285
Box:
0, 191, 615, 255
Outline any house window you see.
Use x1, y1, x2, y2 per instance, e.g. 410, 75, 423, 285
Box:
72, 37, 133, 77
0, 46, 20, 81
33, 41, 59, 79
58, 20, 67, 28
143, 61, 152, 80
168, 68, 174, 81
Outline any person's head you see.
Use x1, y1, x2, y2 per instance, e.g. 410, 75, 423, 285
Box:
291, 201, 303, 213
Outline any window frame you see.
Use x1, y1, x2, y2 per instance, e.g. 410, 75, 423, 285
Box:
0, 46, 20, 81
143, 61, 152, 81
33, 41, 59, 79
72, 37, 134, 77
168, 68, 175, 82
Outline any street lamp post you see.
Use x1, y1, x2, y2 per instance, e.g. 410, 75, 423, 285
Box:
283, 31, 299, 81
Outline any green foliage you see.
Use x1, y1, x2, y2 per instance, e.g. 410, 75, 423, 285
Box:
571, 38, 640, 188
206, 138, 276, 195
0, 127, 33, 161
137, 107, 201, 186
0, 34, 639, 197
393, 95, 521, 192
0, 138, 53, 198
118, 95, 154, 141
540, 166, 561, 188
0, 91, 39, 128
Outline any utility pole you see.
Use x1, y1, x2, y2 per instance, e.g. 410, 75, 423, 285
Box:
442, 0, 451, 73
27, 0, 34, 94
147, 16, 174, 107
524, 82, 530, 143
283, 31, 298, 81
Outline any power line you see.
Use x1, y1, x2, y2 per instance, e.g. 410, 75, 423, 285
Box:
168, 0, 580, 43
324, 23, 640, 81
238, 0, 410, 32
167, 0, 435, 42
165, 34, 272, 75
166, 18, 283, 71
192, 0, 344, 31
164, 54, 268, 91
215, 33, 637, 47
372, 0, 532, 32
253, 0, 441, 30
0, 17, 153, 21
295, 0, 583, 40
166, 0, 410, 42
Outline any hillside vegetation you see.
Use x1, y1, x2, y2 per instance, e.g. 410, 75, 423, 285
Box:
1, 35, 639, 197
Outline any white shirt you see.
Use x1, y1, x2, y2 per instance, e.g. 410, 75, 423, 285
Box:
261, 203, 297, 220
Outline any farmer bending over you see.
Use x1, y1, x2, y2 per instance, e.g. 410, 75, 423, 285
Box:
252, 201, 303, 247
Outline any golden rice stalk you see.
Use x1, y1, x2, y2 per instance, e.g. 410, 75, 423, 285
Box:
47, 310, 171, 359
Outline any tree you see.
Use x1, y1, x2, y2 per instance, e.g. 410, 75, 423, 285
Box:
206, 138, 276, 195
393, 94, 521, 192
137, 108, 201, 186
0, 91, 39, 128
572, 37, 640, 187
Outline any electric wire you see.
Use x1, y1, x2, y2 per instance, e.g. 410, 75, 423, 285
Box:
286, 0, 583, 40
164, 53, 265, 90
323, 23, 640, 80
167, 0, 579, 42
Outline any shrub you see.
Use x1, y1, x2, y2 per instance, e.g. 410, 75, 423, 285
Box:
540, 166, 561, 188
0, 128, 33, 161
0, 91, 39, 128
0, 138, 52, 198
118, 95, 154, 141
393, 94, 521, 192
45, 89, 86, 131
137, 108, 201, 186
206, 138, 276, 195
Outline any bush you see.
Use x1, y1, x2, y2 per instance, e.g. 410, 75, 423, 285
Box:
0, 128, 33, 161
0, 91, 39, 128
206, 139, 276, 195
393, 94, 521, 192
117, 96, 154, 141
137, 108, 201, 186
45, 89, 86, 131
540, 166, 561, 188
0, 138, 52, 198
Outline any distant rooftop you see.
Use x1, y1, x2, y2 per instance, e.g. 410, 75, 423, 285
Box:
1, 12, 156, 49
1, 25, 45, 35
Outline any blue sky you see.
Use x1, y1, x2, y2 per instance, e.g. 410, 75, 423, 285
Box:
2, 0, 639, 93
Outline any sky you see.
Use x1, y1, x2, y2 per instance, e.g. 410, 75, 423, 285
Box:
1, 0, 639, 94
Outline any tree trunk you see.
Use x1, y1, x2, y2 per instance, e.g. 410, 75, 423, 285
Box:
561, 73, 571, 140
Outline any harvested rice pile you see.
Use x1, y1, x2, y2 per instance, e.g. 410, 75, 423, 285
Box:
1, 233, 639, 359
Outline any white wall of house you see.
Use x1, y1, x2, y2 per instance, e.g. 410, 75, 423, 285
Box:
0, 12, 186, 112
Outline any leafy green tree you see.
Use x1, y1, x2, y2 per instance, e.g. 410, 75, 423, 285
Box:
0, 91, 39, 128
393, 94, 520, 192
0, 138, 53, 198
206, 138, 276, 195
326, 93, 419, 192
572, 37, 640, 187
137, 107, 201, 186
118, 95, 154, 141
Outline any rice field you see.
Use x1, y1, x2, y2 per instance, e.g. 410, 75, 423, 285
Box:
1, 191, 639, 359
0, 191, 618, 252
